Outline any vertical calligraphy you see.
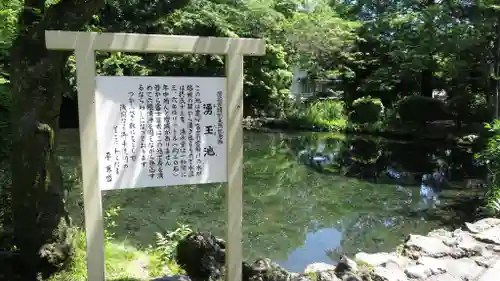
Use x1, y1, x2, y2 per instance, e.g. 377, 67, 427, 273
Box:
97, 77, 227, 190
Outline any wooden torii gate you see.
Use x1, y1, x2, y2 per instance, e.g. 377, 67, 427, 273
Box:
45, 30, 265, 281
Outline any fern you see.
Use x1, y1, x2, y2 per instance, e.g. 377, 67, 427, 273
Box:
155, 224, 193, 262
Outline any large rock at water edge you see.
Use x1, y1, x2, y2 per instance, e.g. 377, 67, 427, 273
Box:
175, 232, 226, 281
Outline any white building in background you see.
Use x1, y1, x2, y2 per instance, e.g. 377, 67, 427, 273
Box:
290, 68, 315, 102
290, 0, 321, 103
297, 0, 317, 12
290, 68, 340, 103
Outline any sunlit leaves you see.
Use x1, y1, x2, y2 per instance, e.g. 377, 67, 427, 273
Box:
281, 1, 360, 76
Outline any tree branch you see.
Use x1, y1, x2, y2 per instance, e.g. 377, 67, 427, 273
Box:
21, 0, 47, 27
42, 0, 106, 31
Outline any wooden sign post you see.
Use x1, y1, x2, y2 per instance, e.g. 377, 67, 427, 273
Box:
45, 31, 265, 281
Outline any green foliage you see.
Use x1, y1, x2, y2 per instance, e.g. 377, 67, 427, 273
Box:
286, 100, 347, 131
4, 0, 500, 277
396, 96, 450, 124
485, 187, 500, 216
448, 93, 494, 122
3, 0, 500, 124
58, 0, 322, 117
0, 0, 17, 157
349, 96, 384, 124
309, 100, 345, 121
244, 43, 293, 117
0, 0, 21, 74
153, 224, 192, 262
280, 1, 361, 77
476, 120, 500, 216
330, 0, 500, 128
64, 53, 152, 98
104, 206, 122, 242
48, 229, 168, 281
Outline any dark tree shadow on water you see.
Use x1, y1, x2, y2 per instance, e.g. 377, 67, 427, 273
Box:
402, 196, 486, 230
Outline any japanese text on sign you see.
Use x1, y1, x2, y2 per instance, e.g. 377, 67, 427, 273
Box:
95, 76, 227, 190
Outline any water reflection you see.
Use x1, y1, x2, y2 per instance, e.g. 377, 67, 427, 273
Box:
292, 134, 487, 209
277, 227, 342, 272
58, 129, 488, 273
276, 133, 487, 271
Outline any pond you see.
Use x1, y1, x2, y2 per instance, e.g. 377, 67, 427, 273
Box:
58, 129, 487, 273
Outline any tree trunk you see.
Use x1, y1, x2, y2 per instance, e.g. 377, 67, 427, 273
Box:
9, 1, 104, 280
421, 69, 433, 98
491, 15, 500, 119
421, 0, 435, 98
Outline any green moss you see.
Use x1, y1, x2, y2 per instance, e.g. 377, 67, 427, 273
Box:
395, 244, 404, 256
353, 259, 374, 272
37, 123, 55, 151
305, 271, 319, 280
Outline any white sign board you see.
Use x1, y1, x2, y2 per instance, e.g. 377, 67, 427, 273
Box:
95, 76, 228, 190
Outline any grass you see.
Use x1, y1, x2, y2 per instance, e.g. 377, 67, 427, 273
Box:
48, 230, 175, 281
45, 198, 190, 281
482, 182, 500, 216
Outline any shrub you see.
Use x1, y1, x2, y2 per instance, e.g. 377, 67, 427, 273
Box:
448, 94, 494, 123
308, 99, 345, 121
475, 120, 500, 215
285, 99, 347, 131
396, 95, 450, 123
154, 224, 193, 262
349, 96, 384, 124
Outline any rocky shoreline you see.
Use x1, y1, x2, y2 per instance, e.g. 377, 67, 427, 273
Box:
352, 217, 500, 281
154, 218, 500, 281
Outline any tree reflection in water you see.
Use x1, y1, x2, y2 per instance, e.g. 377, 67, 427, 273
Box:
285, 132, 488, 268
291, 133, 487, 210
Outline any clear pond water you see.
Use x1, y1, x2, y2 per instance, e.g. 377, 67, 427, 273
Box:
59, 129, 486, 273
